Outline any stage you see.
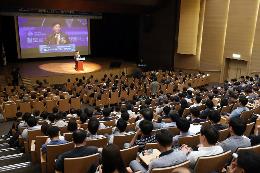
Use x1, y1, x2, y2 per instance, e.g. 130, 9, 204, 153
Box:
15, 58, 137, 85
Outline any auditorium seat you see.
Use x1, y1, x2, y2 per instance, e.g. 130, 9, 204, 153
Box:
41, 142, 74, 173
70, 97, 81, 110
194, 151, 232, 173
3, 102, 17, 120
237, 144, 260, 155
151, 160, 190, 173
62, 153, 100, 173
85, 137, 108, 148
244, 122, 255, 137
120, 146, 139, 166
97, 127, 113, 135
218, 128, 230, 142
179, 134, 200, 149
240, 110, 253, 123
144, 143, 160, 151
168, 127, 180, 136
113, 133, 135, 149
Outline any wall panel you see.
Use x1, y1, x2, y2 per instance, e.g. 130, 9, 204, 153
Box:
199, 0, 230, 71
177, 0, 201, 55
250, 3, 260, 73
224, 0, 259, 60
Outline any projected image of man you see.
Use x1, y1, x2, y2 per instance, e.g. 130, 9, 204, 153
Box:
44, 23, 70, 45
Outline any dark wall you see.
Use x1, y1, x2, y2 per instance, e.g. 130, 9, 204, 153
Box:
0, 16, 18, 63
139, 0, 180, 70
90, 13, 139, 62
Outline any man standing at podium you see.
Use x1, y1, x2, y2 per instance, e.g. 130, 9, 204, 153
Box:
74, 50, 85, 71
74, 50, 81, 61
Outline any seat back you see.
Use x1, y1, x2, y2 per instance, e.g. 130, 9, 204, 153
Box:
3, 103, 17, 119
144, 143, 160, 150
64, 133, 73, 142
46, 142, 74, 173
113, 133, 135, 149
28, 130, 42, 152
244, 122, 255, 137
168, 127, 180, 136
59, 99, 70, 112
120, 146, 139, 166
102, 120, 116, 127
126, 123, 136, 132
179, 134, 200, 149
35, 136, 48, 163
70, 97, 81, 109
46, 100, 57, 113
194, 151, 232, 173
97, 127, 113, 135
151, 160, 190, 173
85, 137, 108, 148
64, 153, 100, 173
19, 102, 32, 114
240, 110, 253, 123
32, 101, 45, 113
237, 144, 260, 155
218, 128, 230, 142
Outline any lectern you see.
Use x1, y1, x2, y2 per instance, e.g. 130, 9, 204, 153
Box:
75, 57, 85, 71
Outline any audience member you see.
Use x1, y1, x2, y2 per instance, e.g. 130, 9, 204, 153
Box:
55, 129, 98, 173
181, 125, 223, 167
219, 117, 251, 153
130, 129, 187, 173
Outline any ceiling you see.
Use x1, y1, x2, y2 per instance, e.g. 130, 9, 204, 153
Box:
0, 0, 167, 14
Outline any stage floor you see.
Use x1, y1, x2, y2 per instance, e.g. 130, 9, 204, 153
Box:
16, 58, 137, 84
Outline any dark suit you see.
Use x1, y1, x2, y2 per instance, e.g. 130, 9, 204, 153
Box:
55, 146, 98, 172
44, 32, 70, 45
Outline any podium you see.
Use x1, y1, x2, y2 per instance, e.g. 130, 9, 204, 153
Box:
75, 57, 85, 71
75, 61, 84, 71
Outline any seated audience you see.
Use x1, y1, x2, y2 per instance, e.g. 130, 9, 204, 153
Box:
219, 117, 251, 153
227, 150, 260, 173
21, 116, 41, 140
200, 99, 215, 118
109, 118, 130, 144
54, 112, 68, 127
190, 107, 205, 124
172, 118, 195, 146
41, 126, 67, 153
67, 119, 78, 132
130, 129, 187, 173
161, 106, 171, 119
100, 107, 113, 121
208, 110, 228, 131
130, 120, 156, 150
161, 112, 179, 128
190, 95, 202, 108
86, 117, 104, 139
55, 129, 98, 173
97, 144, 128, 173
181, 125, 223, 167
18, 112, 31, 130
228, 95, 249, 119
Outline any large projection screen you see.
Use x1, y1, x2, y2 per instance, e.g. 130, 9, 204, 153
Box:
17, 16, 90, 59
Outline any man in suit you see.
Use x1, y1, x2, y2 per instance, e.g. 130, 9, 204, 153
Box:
55, 130, 99, 173
44, 23, 70, 45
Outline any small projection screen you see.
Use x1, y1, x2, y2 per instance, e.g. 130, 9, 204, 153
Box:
17, 16, 90, 59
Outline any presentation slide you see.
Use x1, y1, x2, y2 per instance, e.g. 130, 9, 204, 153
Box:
17, 16, 90, 59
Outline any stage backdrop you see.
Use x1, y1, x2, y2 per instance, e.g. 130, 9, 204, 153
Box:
16, 16, 90, 59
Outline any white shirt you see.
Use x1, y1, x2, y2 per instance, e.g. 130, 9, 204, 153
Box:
21, 125, 41, 140
187, 145, 223, 167
55, 120, 68, 127
46, 136, 65, 143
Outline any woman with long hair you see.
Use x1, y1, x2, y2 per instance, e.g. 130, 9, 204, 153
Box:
98, 144, 128, 173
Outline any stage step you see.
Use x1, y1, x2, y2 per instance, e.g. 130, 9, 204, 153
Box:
21, 77, 33, 88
